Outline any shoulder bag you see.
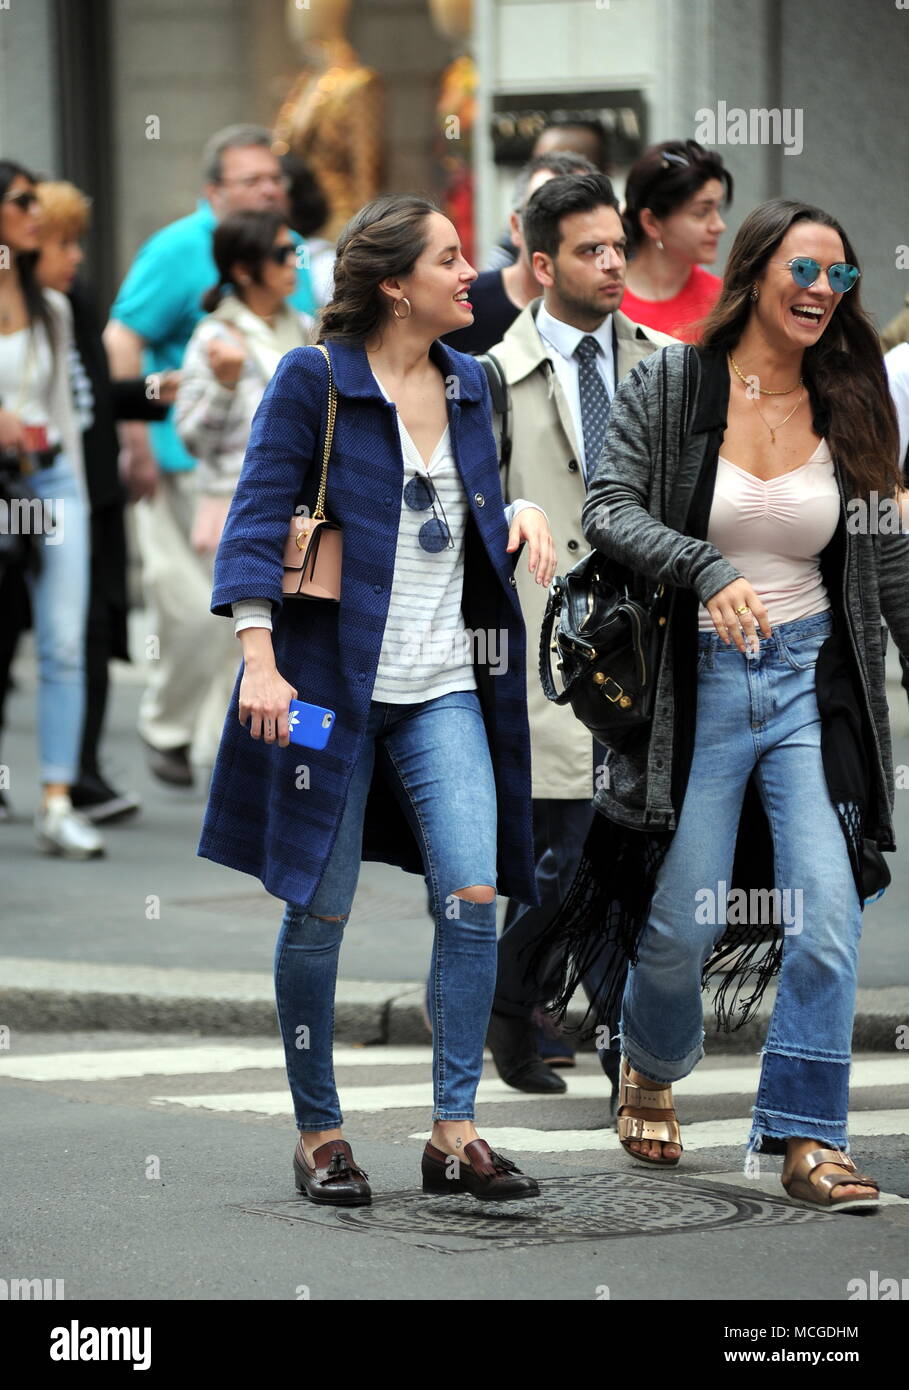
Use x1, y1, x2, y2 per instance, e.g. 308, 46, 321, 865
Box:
282, 343, 342, 601
539, 551, 667, 741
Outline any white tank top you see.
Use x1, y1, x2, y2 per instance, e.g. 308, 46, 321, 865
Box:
0, 322, 60, 442
696, 438, 840, 630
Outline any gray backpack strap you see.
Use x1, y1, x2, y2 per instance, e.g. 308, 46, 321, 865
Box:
476, 351, 513, 479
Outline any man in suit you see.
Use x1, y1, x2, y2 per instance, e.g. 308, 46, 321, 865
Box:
484, 172, 676, 1094
442, 151, 597, 357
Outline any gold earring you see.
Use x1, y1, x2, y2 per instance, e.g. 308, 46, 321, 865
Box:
392, 296, 412, 320
750, 284, 759, 303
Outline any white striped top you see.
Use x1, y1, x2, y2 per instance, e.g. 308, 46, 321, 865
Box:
232, 370, 543, 705
370, 370, 536, 702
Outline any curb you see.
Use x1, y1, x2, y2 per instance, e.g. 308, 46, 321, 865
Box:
1, 960, 906, 1052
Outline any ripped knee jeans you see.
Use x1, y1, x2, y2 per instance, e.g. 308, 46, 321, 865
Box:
274, 690, 499, 1128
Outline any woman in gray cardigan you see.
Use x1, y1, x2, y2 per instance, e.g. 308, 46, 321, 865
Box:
541, 199, 908, 1213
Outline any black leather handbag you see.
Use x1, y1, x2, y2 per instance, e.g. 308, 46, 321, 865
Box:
539, 549, 667, 742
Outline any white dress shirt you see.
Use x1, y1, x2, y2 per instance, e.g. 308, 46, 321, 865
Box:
535, 302, 616, 481
886, 341, 909, 474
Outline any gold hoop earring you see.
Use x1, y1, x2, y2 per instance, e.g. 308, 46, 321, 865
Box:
392, 296, 412, 320
750, 284, 759, 303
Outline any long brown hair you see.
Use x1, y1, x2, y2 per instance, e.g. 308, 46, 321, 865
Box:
318, 194, 441, 344
700, 199, 899, 499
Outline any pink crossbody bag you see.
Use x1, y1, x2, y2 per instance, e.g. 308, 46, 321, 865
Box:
281, 344, 342, 602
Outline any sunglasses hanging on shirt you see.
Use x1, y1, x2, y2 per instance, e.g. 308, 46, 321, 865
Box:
403, 472, 454, 553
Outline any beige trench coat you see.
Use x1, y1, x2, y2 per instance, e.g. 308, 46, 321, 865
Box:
487, 299, 675, 799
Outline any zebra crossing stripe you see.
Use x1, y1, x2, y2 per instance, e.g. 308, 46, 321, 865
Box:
3, 1048, 905, 1091
148, 1070, 909, 1122
0, 1044, 434, 1081
429, 1109, 909, 1162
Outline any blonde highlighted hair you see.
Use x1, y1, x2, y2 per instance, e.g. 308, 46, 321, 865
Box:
36, 180, 92, 239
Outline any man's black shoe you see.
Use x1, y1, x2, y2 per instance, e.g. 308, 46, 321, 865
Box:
142, 739, 194, 788
486, 1010, 567, 1094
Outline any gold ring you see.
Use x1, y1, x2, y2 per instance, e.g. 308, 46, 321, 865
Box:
735, 604, 751, 615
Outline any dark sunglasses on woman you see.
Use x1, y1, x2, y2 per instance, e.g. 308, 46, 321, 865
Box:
3, 190, 41, 212
267, 243, 297, 266
403, 472, 453, 552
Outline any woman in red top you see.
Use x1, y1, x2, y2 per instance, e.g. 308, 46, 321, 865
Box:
621, 139, 732, 342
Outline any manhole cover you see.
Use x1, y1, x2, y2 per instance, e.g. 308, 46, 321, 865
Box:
238, 1172, 818, 1252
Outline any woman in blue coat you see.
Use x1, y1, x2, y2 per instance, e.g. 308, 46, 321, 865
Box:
198, 195, 555, 1205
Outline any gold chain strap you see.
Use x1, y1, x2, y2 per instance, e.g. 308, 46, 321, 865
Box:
312, 343, 336, 521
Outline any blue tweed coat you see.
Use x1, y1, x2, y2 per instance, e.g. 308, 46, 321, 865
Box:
197, 337, 539, 909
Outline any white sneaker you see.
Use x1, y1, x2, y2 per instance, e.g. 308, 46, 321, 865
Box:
35, 793, 106, 859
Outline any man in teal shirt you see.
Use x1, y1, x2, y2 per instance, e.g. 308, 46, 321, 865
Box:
104, 124, 316, 786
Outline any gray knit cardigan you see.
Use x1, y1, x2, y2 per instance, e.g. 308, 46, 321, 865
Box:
534, 342, 909, 1037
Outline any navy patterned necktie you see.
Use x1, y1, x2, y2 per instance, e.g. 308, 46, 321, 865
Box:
573, 334, 612, 481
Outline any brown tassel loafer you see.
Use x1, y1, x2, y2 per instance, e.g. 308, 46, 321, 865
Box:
293, 1138, 372, 1206
421, 1139, 541, 1201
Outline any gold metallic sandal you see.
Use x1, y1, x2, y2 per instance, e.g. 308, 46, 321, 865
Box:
781, 1147, 880, 1214
616, 1056, 683, 1166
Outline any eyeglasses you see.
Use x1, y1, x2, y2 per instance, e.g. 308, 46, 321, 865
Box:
267, 243, 297, 266
777, 257, 861, 294
3, 190, 40, 212
403, 472, 453, 552
217, 174, 291, 191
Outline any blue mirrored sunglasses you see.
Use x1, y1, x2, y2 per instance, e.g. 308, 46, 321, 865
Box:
781, 257, 860, 294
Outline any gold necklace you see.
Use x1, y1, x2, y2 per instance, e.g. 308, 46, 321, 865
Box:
752, 388, 805, 444
729, 352, 803, 395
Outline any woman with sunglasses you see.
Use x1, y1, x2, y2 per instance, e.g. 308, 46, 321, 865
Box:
175, 210, 313, 559
174, 211, 313, 763
198, 194, 555, 1205
621, 139, 732, 342
537, 199, 905, 1212
0, 160, 103, 858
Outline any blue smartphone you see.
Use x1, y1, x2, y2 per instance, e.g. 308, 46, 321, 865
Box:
286, 698, 336, 749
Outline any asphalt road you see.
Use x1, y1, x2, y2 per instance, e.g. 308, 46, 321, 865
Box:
2, 1030, 908, 1303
